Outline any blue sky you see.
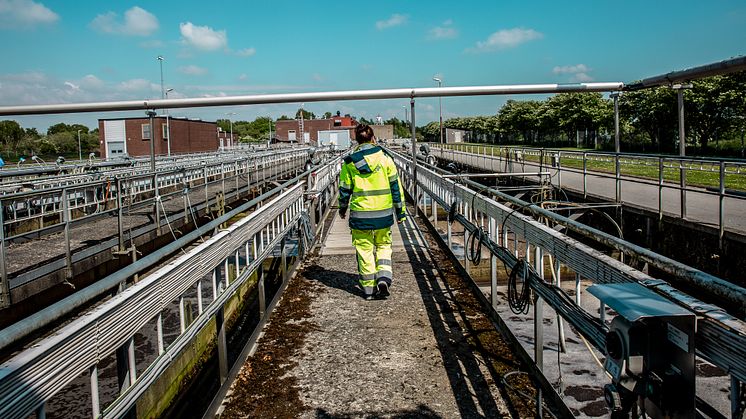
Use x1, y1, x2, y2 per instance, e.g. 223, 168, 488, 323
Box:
1, 0, 745, 131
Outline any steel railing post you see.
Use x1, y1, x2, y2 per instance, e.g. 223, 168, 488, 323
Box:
90, 364, 100, 418
659, 157, 664, 221
582, 152, 587, 199
0, 200, 8, 308
216, 306, 228, 384
62, 188, 73, 279
533, 244, 544, 418
615, 154, 621, 203
719, 161, 725, 249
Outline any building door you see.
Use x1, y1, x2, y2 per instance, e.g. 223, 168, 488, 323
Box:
288, 130, 296, 143
108, 141, 125, 157
303, 132, 310, 144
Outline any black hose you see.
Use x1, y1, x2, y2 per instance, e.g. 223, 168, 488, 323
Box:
508, 258, 532, 315
467, 226, 485, 266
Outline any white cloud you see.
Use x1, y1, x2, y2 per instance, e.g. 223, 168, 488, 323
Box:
180, 22, 227, 51
90, 6, 159, 36
117, 78, 159, 92
178, 65, 208, 76
376, 13, 407, 30
552, 64, 590, 74
235, 47, 256, 57
238, 73, 248, 81
467, 27, 543, 53
63, 81, 79, 91
428, 20, 458, 40
552, 64, 594, 82
0, 0, 58, 28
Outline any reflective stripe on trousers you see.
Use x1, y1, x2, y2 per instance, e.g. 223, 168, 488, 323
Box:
351, 227, 393, 294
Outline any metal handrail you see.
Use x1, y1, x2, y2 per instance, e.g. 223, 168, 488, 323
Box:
391, 149, 746, 417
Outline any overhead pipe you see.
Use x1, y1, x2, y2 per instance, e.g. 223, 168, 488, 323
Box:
625, 55, 746, 91
0, 83, 624, 116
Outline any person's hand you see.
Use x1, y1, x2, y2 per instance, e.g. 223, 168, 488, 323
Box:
339, 208, 347, 219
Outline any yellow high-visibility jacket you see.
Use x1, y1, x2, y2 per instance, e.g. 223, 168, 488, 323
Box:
338, 143, 405, 230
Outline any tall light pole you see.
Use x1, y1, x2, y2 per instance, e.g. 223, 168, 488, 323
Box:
77, 129, 82, 161
157, 55, 165, 99
402, 105, 408, 132
165, 88, 173, 156
433, 76, 443, 144
226, 112, 236, 148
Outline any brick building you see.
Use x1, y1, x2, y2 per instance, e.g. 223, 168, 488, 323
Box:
98, 117, 230, 158
275, 115, 358, 144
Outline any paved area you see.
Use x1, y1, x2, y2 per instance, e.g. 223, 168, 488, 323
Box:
219, 212, 547, 418
435, 149, 746, 235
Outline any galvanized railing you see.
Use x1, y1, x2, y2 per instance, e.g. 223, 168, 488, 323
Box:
435, 144, 746, 240
391, 149, 746, 418
0, 183, 306, 418
0, 148, 309, 308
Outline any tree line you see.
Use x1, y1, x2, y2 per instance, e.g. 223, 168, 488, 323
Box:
419, 72, 746, 156
0, 121, 99, 161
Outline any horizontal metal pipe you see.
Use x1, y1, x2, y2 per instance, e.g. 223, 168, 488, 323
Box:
441, 172, 551, 178
0, 83, 623, 116
0, 163, 319, 352
625, 55, 746, 90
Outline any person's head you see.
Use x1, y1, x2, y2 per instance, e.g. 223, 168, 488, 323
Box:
355, 124, 375, 144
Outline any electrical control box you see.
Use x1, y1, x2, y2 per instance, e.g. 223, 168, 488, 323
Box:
588, 283, 696, 419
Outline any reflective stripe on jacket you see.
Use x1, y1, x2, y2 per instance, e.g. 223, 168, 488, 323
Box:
339, 143, 405, 230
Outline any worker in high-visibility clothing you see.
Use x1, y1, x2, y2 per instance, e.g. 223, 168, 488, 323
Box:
338, 124, 406, 299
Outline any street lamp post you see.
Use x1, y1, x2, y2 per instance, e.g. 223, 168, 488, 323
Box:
157, 56, 165, 99
226, 112, 236, 148
76, 129, 82, 161
165, 88, 173, 156
433, 76, 443, 144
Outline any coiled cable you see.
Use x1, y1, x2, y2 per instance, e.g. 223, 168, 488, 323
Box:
508, 258, 532, 315
467, 225, 485, 266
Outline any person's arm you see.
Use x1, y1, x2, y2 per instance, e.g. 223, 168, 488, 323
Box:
386, 158, 406, 222
338, 162, 353, 218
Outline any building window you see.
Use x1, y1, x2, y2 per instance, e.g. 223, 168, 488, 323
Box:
141, 124, 151, 140
162, 123, 169, 139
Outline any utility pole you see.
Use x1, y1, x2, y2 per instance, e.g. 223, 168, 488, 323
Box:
157, 56, 165, 99
433, 76, 443, 144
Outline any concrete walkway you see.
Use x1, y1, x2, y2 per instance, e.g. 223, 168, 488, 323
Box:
217, 212, 540, 418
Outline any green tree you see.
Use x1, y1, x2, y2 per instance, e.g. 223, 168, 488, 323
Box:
0, 120, 25, 154
295, 108, 315, 120
323, 111, 333, 119
685, 72, 746, 150
497, 100, 542, 142
620, 86, 677, 152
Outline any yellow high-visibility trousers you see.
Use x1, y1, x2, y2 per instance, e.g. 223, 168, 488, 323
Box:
351, 227, 393, 296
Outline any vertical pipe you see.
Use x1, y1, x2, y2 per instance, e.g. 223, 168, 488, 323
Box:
533, 245, 544, 418
489, 216, 497, 308
258, 266, 266, 319
36, 403, 46, 419
574, 273, 581, 305
197, 280, 203, 315
613, 92, 620, 153
116, 178, 125, 251
410, 98, 418, 218
554, 256, 567, 353
90, 364, 100, 419
127, 337, 136, 383
556, 151, 562, 190
0, 199, 9, 308
148, 111, 156, 172
281, 236, 288, 282
718, 160, 725, 249
731, 376, 742, 419
179, 296, 186, 333
211, 268, 218, 301
677, 88, 687, 219
154, 174, 161, 236
658, 157, 664, 221
157, 312, 164, 354
235, 249, 241, 279
62, 189, 73, 279
600, 302, 606, 325
615, 154, 621, 203
224, 258, 230, 287
582, 153, 587, 199
216, 306, 228, 384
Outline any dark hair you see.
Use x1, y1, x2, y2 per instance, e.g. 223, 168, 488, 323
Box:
355, 124, 375, 143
